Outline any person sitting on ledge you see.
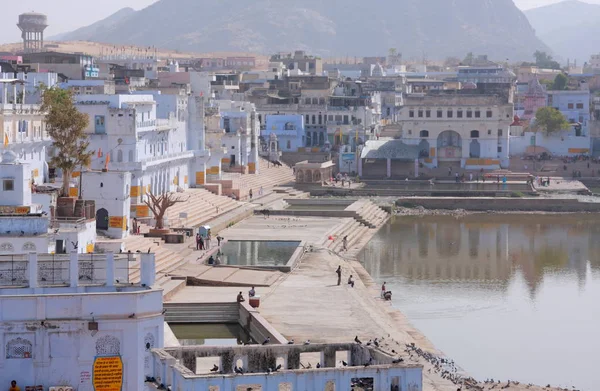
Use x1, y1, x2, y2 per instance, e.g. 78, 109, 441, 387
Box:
249, 286, 256, 297
237, 292, 245, 303
208, 255, 215, 265
9, 380, 20, 391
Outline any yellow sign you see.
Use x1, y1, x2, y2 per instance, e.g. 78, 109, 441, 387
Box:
248, 162, 256, 174
184, 175, 188, 185
173, 176, 179, 186
0, 206, 31, 215
568, 148, 589, 154
31, 169, 39, 177
196, 171, 205, 185
207, 166, 220, 175
136, 205, 150, 218
109, 216, 124, 229
93, 355, 123, 391
86, 243, 94, 253
69, 187, 79, 197
130, 186, 141, 197
72, 171, 81, 178
221, 157, 230, 164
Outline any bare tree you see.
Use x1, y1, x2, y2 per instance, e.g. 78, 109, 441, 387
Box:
144, 191, 188, 230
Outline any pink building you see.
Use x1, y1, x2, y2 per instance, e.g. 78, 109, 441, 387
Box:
521, 78, 547, 120
0, 56, 23, 64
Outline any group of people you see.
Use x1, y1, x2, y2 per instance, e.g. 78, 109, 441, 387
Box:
535, 176, 552, 187
336, 265, 392, 300
196, 232, 223, 251
237, 286, 257, 303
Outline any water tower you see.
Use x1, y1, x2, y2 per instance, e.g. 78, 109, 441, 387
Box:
17, 12, 48, 53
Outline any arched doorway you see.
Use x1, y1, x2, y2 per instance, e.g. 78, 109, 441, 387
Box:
469, 140, 481, 158
297, 171, 305, 183
418, 139, 430, 158
96, 208, 109, 230
437, 130, 462, 160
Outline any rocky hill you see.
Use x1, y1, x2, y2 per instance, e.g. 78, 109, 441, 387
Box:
57, 0, 549, 60
525, 0, 600, 63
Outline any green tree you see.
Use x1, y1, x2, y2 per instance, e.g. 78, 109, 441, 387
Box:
533, 50, 561, 70
534, 107, 571, 135
551, 73, 568, 90
40, 87, 93, 196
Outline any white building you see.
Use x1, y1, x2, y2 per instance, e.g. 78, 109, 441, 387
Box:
0, 251, 163, 391
399, 93, 513, 169
0, 84, 49, 185
74, 94, 193, 232
0, 151, 97, 254
0, 71, 58, 104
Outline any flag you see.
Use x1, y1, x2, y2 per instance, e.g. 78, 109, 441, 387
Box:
105, 153, 110, 171
3, 133, 8, 147
97, 148, 102, 158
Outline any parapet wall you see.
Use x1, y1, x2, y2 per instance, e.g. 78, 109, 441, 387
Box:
397, 197, 600, 212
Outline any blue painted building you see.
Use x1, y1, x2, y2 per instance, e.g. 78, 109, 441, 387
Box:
264, 114, 305, 152
547, 87, 591, 137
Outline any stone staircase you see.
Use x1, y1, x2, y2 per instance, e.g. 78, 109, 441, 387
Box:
209, 157, 295, 201
347, 200, 390, 228
165, 188, 242, 228
322, 218, 371, 254
163, 302, 239, 323
123, 233, 193, 283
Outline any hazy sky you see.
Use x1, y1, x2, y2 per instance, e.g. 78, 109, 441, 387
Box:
1, 0, 600, 44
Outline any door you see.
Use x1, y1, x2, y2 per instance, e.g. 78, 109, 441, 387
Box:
230, 154, 236, 166
96, 208, 109, 230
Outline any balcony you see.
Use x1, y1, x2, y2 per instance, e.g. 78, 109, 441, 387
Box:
136, 119, 156, 129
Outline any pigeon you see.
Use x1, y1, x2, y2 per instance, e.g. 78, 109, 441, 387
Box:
262, 337, 270, 345
316, 363, 321, 368
20, 231, 25, 236
364, 357, 373, 367
162, 309, 167, 314
392, 358, 404, 364
148, 248, 151, 254
303, 340, 310, 345
119, 249, 123, 253
341, 360, 348, 367
128, 313, 135, 318
366, 340, 372, 346
136, 250, 142, 253
275, 364, 282, 371
354, 336, 362, 344
210, 364, 219, 372
54, 229, 59, 234
287, 339, 294, 344
234, 366, 244, 374
71, 241, 78, 249
306, 363, 312, 369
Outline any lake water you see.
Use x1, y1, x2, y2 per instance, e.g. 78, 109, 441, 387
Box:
359, 214, 600, 391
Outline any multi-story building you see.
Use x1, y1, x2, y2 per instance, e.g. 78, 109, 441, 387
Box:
21, 51, 98, 80
271, 51, 323, 75
399, 92, 513, 169
589, 54, 600, 71
0, 80, 49, 184
263, 114, 306, 152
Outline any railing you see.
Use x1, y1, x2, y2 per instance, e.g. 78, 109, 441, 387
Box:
136, 120, 157, 128
0, 253, 144, 288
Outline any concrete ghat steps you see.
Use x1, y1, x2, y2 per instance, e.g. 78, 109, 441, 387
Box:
329, 220, 367, 253
166, 188, 242, 228
321, 218, 355, 247
164, 302, 239, 323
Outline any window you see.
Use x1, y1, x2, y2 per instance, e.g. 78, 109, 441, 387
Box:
474, 110, 481, 118
318, 114, 322, 125
408, 129, 412, 135
466, 110, 472, 118
568, 103, 574, 109
486, 110, 493, 118
286, 140, 291, 149
457, 110, 463, 118
470, 130, 479, 138
305, 115, 309, 124
418, 110, 423, 118
305, 98, 311, 105
425, 110, 431, 118
419, 130, 429, 138
498, 129, 503, 137
437, 110, 443, 118
312, 115, 316, 124
576, 103, 584, 109
3, 179, 14, 191
95, 115, 106, 134
447, 110, 453, 118
409, 110, 414, 118
497, 146, 502, 153
488, 129, 492, 135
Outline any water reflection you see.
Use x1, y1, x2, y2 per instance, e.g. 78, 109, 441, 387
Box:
359, 214, 600, 390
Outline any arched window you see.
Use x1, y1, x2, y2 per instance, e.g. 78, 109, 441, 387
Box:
117, 150, 123, 163
312, 115, 316, 124
470, 130, 480, 138
128, 150, 134, 162
419, 130, 429, 138
286, 140, 291, 150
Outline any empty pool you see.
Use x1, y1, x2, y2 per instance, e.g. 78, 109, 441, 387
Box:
218, 240, 301, 267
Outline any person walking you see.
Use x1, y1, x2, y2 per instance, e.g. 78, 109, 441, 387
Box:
381, 282, 386, 298
342, 236, 348, 251
206, 232, 211, 249
196, 233, 201, 251
249, 189, 253, 200
336, 266, 342, 286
